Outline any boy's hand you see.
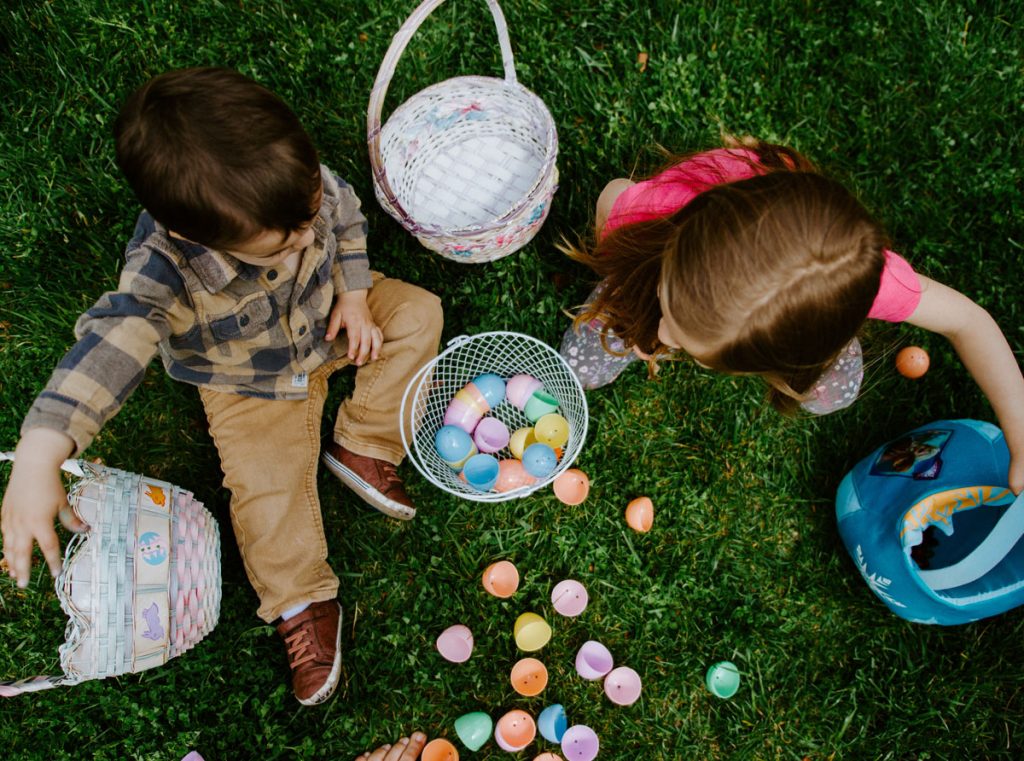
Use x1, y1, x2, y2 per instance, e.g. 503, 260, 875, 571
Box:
325, 288, 382, 366
1009, 452, 1024, 496
1, 429, 82, 588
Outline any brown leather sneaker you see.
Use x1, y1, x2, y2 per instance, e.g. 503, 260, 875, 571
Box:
275, 600, 343, 706
321, 442, 416, 520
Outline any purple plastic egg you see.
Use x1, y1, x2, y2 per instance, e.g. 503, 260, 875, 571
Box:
575, 640, 614, 680
473, 417, 511, 454
551, 579, 589, 617
435, 624, 474, 663
444, 398, 484, 434
561, 725, 599, 761
604, 666, 642, 706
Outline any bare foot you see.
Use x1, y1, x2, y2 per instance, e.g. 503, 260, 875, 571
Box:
354, 732, 427, 761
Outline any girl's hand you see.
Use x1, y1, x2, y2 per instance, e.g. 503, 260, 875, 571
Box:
1009, 453, 1024, 495
1, 429, 82, 587
326, 288, 383, 366
354, 732, 426, 761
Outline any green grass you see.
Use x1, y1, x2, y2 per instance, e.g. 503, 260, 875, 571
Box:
1, 0, 1023, 759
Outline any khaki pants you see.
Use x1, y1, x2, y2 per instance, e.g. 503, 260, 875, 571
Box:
199, 277, 443, 622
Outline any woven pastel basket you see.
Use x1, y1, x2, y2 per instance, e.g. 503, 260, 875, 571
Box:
0, 455, 221, 696
368, 0, 559, 263
400, 332, 588, 502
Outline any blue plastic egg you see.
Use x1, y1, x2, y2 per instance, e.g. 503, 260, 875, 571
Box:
522, 443, 558, 478
435, 425, 476, 471
537, 704, 568, 744
463, 453, 500, 491
472, 373, 506, 408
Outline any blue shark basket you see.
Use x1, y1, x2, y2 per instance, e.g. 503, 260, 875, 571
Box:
836, 419, 1024, 625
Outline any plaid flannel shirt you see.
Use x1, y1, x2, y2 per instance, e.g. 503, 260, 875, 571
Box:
22, 167, 374, 455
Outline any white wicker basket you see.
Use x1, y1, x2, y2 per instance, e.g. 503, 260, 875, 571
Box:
367, 0, 559, 263
401, 332, 588, 501
0, 455, 221, 696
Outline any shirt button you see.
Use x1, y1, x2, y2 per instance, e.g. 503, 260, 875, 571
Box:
298, 326, 307, 336
267, 270, 278, 281
239, 315, 250, 327
304, 348, 312, 358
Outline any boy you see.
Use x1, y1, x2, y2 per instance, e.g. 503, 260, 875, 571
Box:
0, 67, 443, 706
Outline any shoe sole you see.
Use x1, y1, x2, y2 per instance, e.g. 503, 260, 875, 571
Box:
321, 450, 416, 521
299, 603, 343, 707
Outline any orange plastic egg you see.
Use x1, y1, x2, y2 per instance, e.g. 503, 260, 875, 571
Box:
553, 468, 590, 505
626, 496, 654, 532
510, 657, 549, 696
495, 459, 537, 493
496, 710, 536, 748
421, 738, 459, 761
534, 755, 564, 761
482, 560, 520, 598
896, 346, 930, 379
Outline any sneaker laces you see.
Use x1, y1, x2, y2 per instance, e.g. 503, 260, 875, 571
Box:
376, 461, 403, 492
285, 628, 316, 669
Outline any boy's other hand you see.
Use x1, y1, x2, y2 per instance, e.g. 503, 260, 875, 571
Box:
326, 288, 383, 366
1, 429, 80, 587
354, 732, 426, 761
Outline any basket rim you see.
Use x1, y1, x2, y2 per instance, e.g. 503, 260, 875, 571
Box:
375, 76, 559, 239
400, 331, 588, 502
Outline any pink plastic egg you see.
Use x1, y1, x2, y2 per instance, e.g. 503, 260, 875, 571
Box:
494, 459, 537, 493
506, 374, 543, 410
551, 579, 588, 617
436, 624, 474, 663
444, 398, 484, 434
604, 666, 642, 705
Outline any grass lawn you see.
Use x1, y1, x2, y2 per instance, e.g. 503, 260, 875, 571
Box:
2, 1, 1023, 759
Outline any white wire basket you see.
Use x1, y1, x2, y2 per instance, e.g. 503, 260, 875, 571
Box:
367, 0, 559, 263
0, 455, 221, 696
401, 332, 588, 501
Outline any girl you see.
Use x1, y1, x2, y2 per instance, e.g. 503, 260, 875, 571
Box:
560, 139, 1024, 492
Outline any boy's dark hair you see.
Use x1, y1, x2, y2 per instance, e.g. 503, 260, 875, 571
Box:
114, 67, 321, 249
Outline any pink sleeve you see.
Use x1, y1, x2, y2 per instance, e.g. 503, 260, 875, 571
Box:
603, 149, 763, 237
867, 250, 922, 322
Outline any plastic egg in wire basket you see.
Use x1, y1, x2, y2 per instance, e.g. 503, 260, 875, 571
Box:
400, 332, 588, 502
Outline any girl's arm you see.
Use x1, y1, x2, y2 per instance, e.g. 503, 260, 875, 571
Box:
905, 276, 1024, 493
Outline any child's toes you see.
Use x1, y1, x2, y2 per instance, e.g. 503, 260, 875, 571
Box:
401, 733, 427, 759
383, 738, 410, 761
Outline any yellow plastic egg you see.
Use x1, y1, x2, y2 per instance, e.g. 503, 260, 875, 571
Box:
514, 612, 552, 651
509, 427, 537, 459
533, 413, 570, 449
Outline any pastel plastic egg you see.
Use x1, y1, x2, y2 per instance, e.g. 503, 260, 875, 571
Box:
896, 346, 930, 379
551, 579, 588, 617
511, 657, 549, 696
509, 427, 537, 459
473, 417, 511, 454
522, 443, 558, 479
495, 710, 536, 751
524, 390, 560, 423
436, 624, 474, 663
537, 704, 568, 744
444, 398, 484, 434
625, 496, 654, 532
463, 453, 500, 491
457, 383, 491, 413
472, 373, 506, 408
454, 711, 493, 752
534, 413, 570, 448
604, 666, 642, 706
705, 660, 741, 699
482, 560, 520, 598
506, 374, 543, 410
435, 425, 477, 470
575, 640, 613, 680
494, 459, 537, 493
514, 612, 552, 651
534, 755, 564, 761
560, 725, 599, 761
421, 738, 459, 761
552, 469, 589, 506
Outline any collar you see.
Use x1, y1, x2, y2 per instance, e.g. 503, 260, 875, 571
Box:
148, 188, 339, 294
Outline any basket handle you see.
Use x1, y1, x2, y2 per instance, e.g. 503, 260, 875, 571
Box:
0, 451, 86, 477
367, 0, 518, 227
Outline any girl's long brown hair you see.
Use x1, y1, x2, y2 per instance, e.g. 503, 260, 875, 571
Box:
564, 138, 888, 413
